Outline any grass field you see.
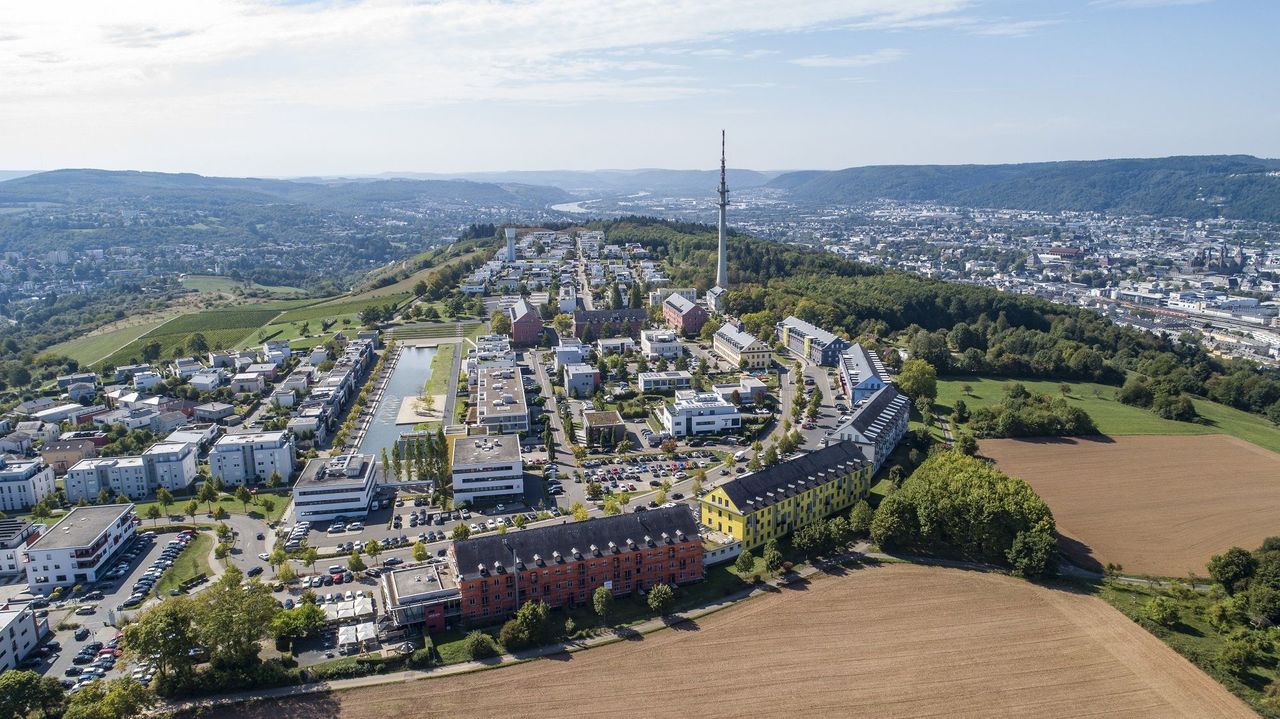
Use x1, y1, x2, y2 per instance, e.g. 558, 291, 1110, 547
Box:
135, 491, 290, 524
983, 434, 1280, 577
97, 307, 285, 367
217, 564, 1255, 719
1099, 580, 1280, 717
155, 532, 215, 595
938, 375, 1280, 453
181, 275, 306, 297
45, 316, 175, 366
423, 344, 457, 397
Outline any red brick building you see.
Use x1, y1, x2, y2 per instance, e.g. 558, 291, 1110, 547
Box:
452, 506, 703, 624
507, 298, 543, 346
662, 294, 708, 337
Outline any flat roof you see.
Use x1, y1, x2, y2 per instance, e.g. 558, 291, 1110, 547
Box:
0, 518, 33, 543
296, 454, 377, 488
386, 561, 459, 606
452, 434, 520, 466
215, 431, 286, 446
28, 504, 133, 551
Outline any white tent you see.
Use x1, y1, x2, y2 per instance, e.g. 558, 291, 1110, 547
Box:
337, 625, 358, 648
355, 622, 377, 643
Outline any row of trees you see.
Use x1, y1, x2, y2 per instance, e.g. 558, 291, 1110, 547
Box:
964, 383, 1098, 438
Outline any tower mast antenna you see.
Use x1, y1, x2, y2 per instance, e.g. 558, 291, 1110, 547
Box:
715, 130, 729, 289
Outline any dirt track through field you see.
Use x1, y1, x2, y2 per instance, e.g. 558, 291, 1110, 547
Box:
983, 434, 1280, 577
214, 564, 1253, 719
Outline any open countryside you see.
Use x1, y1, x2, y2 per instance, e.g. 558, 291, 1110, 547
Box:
983, 434, 1280, 577
217, 564, 1255, 719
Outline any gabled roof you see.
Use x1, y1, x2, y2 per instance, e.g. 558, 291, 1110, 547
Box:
663, 293, 699, 316
718, 442, 868, 513
777, 316, 845, 349
454, 505, 698, 581
714, 324, 764, 352
508, 298, 540, 322
839, 343, 889, 386
834, 386, 910, 443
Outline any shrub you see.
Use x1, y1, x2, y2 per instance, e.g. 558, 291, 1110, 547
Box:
1144, 597, 1179, 627
464, 631, 498, 660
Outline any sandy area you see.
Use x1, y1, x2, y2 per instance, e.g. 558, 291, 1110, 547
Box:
395, 396, 445, 424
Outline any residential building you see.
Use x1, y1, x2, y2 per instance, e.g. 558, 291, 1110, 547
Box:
647, 287, 698, 307
0, 458, 56, 513
230, 373, 266, 394
713, 324, 771, 370
828, 386, 910, 473
293, 454, 379, 523
775, 316, 850, 366
595, 337, 636, 355
141, 442, 200, 494
0, 432, 33, 455
475, 367, 529, 435
0, 520, 42, 577
572, 308, 647, 340
56, 372, 97, 390
837, 343, 891, 404
662, 294, 708, 337
64, 457, 148, 503
563, 363, 600, 399
583, 410, 625, 447
208, 431, 296, 486
39, 439, 97, 475
16, 421, 59, 444
132, 371, 162, 391
24, 504, 136, 592
450, 434, 523, 506
452, 506, 703, 623
508, 298, 543, 346
557, 285, 577, 313
113, 364, 153, 383
552, 338, 588, 372
699, 442, 871, 550
640, 330, 684, 360
194, 402, 235, 423
659, 391, 741, 437
637, 370, 693, 393
0, 604, 47, 671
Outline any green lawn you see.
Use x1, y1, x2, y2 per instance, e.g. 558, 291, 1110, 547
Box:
133, 491, 290, 525
1096, 579, 1280, 718
155, 532, 215, 595
937, 376, 1280, 453
46, 316, 175, 366
424, 344, 457, 396
182, 275, 307, 297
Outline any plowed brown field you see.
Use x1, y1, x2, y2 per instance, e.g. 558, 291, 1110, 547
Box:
983, 434, 1280, 577
213, 564, 1253, 719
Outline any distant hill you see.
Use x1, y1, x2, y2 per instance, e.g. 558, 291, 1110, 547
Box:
367, 168, 779, 195
0, 169, 571, 209
767, 155, 1280, 222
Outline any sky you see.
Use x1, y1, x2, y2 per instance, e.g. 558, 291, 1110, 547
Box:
0, 0, 1276, 176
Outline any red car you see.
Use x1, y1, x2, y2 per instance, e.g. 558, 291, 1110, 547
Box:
331, 573, 344, 585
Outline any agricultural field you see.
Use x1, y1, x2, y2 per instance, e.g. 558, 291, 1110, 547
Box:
45, 315, 175, 366
235, 293, 412, 349
938, 375, 1280, 453
97, 307, 284, 368
217, 564, 1253, 719
982, 434, 1280, 577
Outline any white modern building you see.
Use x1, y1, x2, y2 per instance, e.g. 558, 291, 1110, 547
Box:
142, 442, 200, 493
24, 504, 136, 593
475, 367, 529, 434
64, 457, 148, 503
0, 604, 47, 671
838, 343, 891, 404
450, 434, 523, 506
209, 431, 296, 486
293, 454, 379, 523
552, 338, 588, 372
640, 330, 684, 360
638, 370, 693, 393
63, 442, 199, 503
0, 458, 56, 513
659, 391, 741, 437
0, 520, 42, 578
563, 363, 599, 399
828, 386, 910, 473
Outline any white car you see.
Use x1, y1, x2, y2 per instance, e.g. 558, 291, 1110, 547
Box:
258, 553, 270, 561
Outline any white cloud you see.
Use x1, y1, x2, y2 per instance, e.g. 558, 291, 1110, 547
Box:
789, 49, 906, 68
967, 19, 1059, 36
1090, 0, 1213, 7
0, 0, 967, 109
